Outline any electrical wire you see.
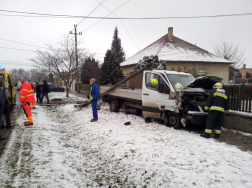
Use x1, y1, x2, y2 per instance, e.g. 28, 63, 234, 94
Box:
0, 38, 49, 50
0, 46, 35, 52
0, 9, 251, 19
95, 0, 139, 50
77, 0, 108, 25
82, 0, 130, 32
0, 59, 33, 64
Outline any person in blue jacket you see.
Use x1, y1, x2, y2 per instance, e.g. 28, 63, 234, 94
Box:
88, 78, 100, 122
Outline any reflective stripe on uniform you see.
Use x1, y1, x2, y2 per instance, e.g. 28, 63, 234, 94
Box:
210, 106, 225, 113
204, 106, 209, 110
215, 130, 221, 134
26, 94, 34, 97
28, 90, 33, 92
20, 96, 25, 98
205, 129, 212, 133
214, 93, 227, 99
22, 89, 28, 91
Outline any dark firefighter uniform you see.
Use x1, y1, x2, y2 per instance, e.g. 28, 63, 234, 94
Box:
201, 83, 228, 138
20, 81, 35, 126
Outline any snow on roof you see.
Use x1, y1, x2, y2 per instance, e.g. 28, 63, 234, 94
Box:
121, 34, 232, 67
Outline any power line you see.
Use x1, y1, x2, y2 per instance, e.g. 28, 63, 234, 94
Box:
0, 59, 33, 64
77, 0, 107, 26
0, 9, 252, 19
0, 37, 49, 50
0, 46, 35, 52
82, 0, 130, 32
95, 0, 139, 50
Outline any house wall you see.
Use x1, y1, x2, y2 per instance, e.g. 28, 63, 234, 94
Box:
121, 62, 230, 84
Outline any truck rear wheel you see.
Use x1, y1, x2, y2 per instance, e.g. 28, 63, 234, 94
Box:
164, 112, 182, 129
110, 100, 119, 112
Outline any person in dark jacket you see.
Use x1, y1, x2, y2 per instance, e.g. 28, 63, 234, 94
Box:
40, 80, 49, 104
88, 78, 100, 122
0, 80, 6, 140
200, 82, 229, 138
35, 82, 41, 103
28, 80, 36, 109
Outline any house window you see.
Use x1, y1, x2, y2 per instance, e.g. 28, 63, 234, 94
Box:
123, 73, 127, 80
198, 70, 206, 76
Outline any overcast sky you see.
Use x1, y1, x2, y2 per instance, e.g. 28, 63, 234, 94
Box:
0, 0, 252, 71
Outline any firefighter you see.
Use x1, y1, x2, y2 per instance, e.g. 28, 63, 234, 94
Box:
28, 80, 36, 109
20, 77, 35, 126
200, 82, 228, 138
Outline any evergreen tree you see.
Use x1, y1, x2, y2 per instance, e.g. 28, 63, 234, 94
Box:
111, 26, 126, 64
100, 49, 123, 85
81, 57, 101, 84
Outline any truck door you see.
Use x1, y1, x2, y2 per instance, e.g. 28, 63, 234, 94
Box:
142, 72, 171, 119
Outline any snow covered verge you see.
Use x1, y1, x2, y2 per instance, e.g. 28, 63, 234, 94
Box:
0, 93, 252, 187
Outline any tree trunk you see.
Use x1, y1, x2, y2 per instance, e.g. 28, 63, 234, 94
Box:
66, 82, 69, 97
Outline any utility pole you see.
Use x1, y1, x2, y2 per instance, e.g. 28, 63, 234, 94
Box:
69, 24, 82, 93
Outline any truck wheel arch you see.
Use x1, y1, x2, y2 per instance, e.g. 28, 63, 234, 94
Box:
109, 98, 121, 112
164, 111, 182, 129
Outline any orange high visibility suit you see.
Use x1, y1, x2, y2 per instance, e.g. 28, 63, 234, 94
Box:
20, 82, 35, 124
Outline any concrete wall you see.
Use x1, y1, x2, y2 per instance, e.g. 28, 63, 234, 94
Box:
223, 112, 252, 134
121, 62, 230, 84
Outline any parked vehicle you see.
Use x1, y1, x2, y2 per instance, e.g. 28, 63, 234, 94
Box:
48, 84, 65, 92
0, 66, 16, 106
101, 70, 222, 129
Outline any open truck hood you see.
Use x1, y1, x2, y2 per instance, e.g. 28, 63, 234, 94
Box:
186, 76, 223, 90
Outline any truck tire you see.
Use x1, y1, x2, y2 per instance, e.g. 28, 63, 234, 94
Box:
110, 100, 119, 112
164, 112, 182, 129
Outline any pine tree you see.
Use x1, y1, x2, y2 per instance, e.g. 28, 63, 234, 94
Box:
81, 57, 101, 84
100, 50, 123, 85
111, 26, 126, 64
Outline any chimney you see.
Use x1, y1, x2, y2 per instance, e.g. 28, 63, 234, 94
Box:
243, 64, 246, 69
168, 27, 173, 41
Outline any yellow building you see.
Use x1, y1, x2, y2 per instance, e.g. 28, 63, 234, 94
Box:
121, 27, 233, 84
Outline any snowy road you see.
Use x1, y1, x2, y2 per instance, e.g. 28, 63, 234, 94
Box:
0, 93, 252, 187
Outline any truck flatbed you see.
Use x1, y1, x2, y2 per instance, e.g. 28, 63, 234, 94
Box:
100, 86, 142, 101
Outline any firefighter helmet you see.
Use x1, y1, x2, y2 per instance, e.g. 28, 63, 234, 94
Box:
175, 83, 183, 91
213, 82, 223, 89
151, 78, 158, 85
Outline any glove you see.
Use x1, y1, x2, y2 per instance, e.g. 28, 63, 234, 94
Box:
87, 95, 90, 99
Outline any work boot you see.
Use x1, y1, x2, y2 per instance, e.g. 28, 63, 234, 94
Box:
215, 133, 220, 138
6, 125, 12, 128
24, 122, 33, 126
200, 133, 211, 138
145, 118, 151, 123
90, 119, 98, 122
0, 135, 6, 140
32, 107, 36, 109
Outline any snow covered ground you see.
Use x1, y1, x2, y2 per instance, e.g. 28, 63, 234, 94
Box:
0, 93, 252, 187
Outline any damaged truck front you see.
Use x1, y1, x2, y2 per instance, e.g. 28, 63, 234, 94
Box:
177, 76, 223, 128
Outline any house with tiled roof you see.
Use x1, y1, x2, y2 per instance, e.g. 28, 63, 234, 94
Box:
121, 27, 233, 83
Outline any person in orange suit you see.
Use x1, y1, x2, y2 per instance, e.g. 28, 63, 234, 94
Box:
20, 77, 35, 126
28, 80, 36, 109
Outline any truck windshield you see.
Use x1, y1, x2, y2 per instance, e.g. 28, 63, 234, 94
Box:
166, 74, 195, 90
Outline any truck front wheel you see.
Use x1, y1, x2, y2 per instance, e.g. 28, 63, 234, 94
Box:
164, 112, 182, 129
110, 100, 119, 112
